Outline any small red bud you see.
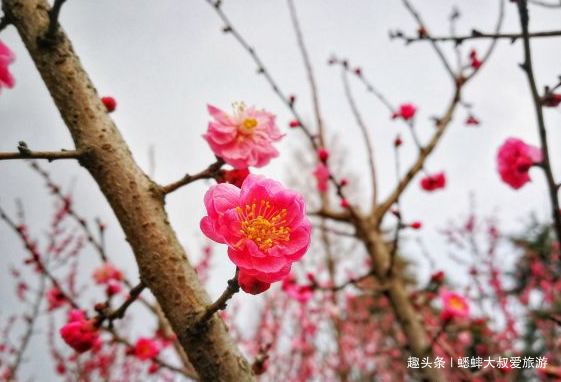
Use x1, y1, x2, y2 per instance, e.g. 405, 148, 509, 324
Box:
318, 148, 329, 162
101, 96, 117, 112
340, 178, 348, 187
340, 199, 350, 208
394, 135, 403, 147
410, 221, 422, 230
289, 120, 301, 128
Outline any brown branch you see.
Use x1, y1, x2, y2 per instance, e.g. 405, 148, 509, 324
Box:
97, 282, 146, 328
287, 0, 325, 144
161, 159, 224, 195
341, 68, 378, 210
196, 269, 239, 326
3, 1, 254, 379
6, 272, 47, 380
205, 0, 318, 150
393, 29, 561, 45
401, 0, 456, 80
42, 0, 66, 43
375, 87, 461, 222
0, 144, 83, 161
516, 0, 561, 244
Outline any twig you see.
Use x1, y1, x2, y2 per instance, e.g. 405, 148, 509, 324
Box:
0, 16, 9, 32
0, 204, 80, 309
287, 0, 325, 143
321, 270, 380, 292
97, 282, 146, 328
529, 0, 561, 8
341, 69, 378, 210
205, 0, 318, 149
196, 269, 239, 325
392, 29, 561, 45
161, 159, 224, 195
29, 162, 108, 262
6, 272, 47, 380
0, 143, 83, 161
43, 0, 67, 43
375, 87, 461, 223
516, 0, 561, 244
401, 0, 456, 81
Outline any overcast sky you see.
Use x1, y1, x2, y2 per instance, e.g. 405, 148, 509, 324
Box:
1, 0, 560, 379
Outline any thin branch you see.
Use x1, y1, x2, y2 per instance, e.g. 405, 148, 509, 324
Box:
516, 0, 561, 244
109, 331, 199, 380
320, 270, 380, 292
0, 144, 83, 161
375, 87, 461, 223
401, 0, 456, 81
29, 162, 108, 262
0, 204, 80, 309
392, 29, 561, 45
0, 16, 9, 32
529, 0, 561, 8
161, 159, 224, 195
97, 282, 146, 328
7, 272, 47, 380
287, 0, 325, 144
341, 69, 378, 210
43, 0, 67, 43
196, 269, 239, 326
311, 224, 356, 238
206, 0, 318, 149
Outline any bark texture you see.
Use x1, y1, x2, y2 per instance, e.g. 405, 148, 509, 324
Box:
2, 1, 254, 380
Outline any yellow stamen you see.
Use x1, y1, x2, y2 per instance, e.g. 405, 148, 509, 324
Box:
236, 200, 290, 251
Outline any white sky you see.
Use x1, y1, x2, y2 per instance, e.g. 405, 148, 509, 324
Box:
0, 0, 560, 379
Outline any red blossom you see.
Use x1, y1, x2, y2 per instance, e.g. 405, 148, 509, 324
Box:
59, 310, 101, 353
238, 272, 271, 295
392, 103, 416, 121
133, 337, 161, 361
289, 119, 301, 128
101, 96, 117, 112
420, 172, 446, 192
219, 168, 250, 188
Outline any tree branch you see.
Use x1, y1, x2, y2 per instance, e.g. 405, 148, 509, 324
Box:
161, 159, 224, 195
392, 29, 561, 45
2, 1, 254, 379
0, 143, 83, 161
196, 269, 239, 326
516, 0, 561, 244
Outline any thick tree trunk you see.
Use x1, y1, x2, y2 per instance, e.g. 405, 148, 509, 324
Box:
365, 227, 446, 382
2, 0, 254, 380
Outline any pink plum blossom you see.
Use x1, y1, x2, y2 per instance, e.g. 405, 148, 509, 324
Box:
497, 138, 543, 190
59, 310, 101, 353
132, 337, 160, 361
420, 172, 446, 192
313, 163, 329, 193
0, 40, 15, 91
203, 103, 283, 169
440, 291, 469, 321
200, 174, 311, 284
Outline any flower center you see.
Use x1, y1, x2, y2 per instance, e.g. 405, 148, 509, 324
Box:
236, 200, 290, 251
449, 297, 466, 311
239, 118, 258, 134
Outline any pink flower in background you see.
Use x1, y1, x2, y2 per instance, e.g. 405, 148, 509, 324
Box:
200, 175, 311, 285
238, 272, 271, 295
203, 104, 283, 168
59, 310, 101, 353
420, 172, 446, 192
392, 103, 416, 121
47, 287, 66, 311
93, 262, 123, 284
133, 337, 160, 361
282, 273, 314, 303
440, 291, 469, 320
497, 138, 543, 189
0, 40, 15, 90
313, 163, 329, 193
